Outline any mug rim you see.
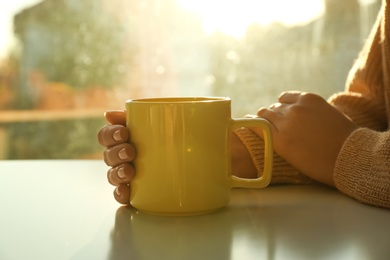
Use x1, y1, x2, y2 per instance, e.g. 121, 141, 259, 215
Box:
126, 96, 230, 103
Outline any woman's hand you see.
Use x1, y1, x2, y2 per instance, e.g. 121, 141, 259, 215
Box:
256, 91, 358, 186
97, 110, 135, 204
98, 110, 260, 203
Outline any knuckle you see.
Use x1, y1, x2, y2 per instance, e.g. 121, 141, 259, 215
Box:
97, 125, 110, 146
98, 124, 129, 147
107, 168, 116, 185
299, 92, 322, 103
278, 91, 301, 101
123, 163, 136, 180
118, 143, 137, 160
103, 150, 112, 166
257, 107, 269, 116
103, 147, 118, 166
288, 103, 306, 115
278, 91, 293, 99
117, 126, 130, 142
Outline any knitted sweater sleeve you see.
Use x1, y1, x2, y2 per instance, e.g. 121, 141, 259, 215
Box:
328, 3, 390, 209
234, 128, 313, 185
334, 128, 390, 208
329, 7, 387, 132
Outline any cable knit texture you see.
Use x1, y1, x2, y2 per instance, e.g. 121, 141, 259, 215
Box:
234, 128, 313, 185
235, 0, 390, 209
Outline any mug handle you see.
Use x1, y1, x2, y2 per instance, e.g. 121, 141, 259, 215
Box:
230, 118, 273, 188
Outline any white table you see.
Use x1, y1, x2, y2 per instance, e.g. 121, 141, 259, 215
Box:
0, 160, 389, 260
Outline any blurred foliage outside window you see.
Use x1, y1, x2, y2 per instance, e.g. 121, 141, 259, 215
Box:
0, 0, 381, 159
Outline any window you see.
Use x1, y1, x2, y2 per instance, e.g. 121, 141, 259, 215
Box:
0, 0, 381, 159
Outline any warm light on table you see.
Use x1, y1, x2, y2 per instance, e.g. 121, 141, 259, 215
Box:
0, 160, 389, 260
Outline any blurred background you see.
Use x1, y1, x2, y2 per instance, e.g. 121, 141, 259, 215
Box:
0, 0, 381, 159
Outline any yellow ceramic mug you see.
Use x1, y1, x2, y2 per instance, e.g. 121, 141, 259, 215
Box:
126, 97, 273, 216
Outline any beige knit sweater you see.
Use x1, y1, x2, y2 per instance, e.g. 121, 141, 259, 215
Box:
236, 0, 390, 209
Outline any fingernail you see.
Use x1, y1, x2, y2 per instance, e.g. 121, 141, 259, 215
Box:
117, 167, 126, 179
113, 130, 122, 141
115, 187, 121, 196
118, 148, 129, 160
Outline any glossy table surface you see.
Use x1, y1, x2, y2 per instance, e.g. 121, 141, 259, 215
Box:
1, 160, 389, 260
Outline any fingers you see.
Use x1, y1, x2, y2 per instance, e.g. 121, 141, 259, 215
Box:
278, 91, 326, 106
98, 124, 129, 147
278, 91, 305, 104
105, 110, 126, 126
268, 102, 281, 110
108, 163, 134, 205
107, 163, 135, 186
102, 110, 132, 205
255, 107, 280, 134
257, 105, 283, 120
113, 184, 131, 205
104, 143, 136, 167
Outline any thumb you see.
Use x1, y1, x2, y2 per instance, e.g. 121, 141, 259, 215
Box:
105, 110, 126, 126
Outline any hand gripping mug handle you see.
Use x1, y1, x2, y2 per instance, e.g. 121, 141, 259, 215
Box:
231, 118, 273, 188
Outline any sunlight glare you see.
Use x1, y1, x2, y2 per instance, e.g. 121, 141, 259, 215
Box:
177, 0, 325, 38
0, 0, 41, 58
